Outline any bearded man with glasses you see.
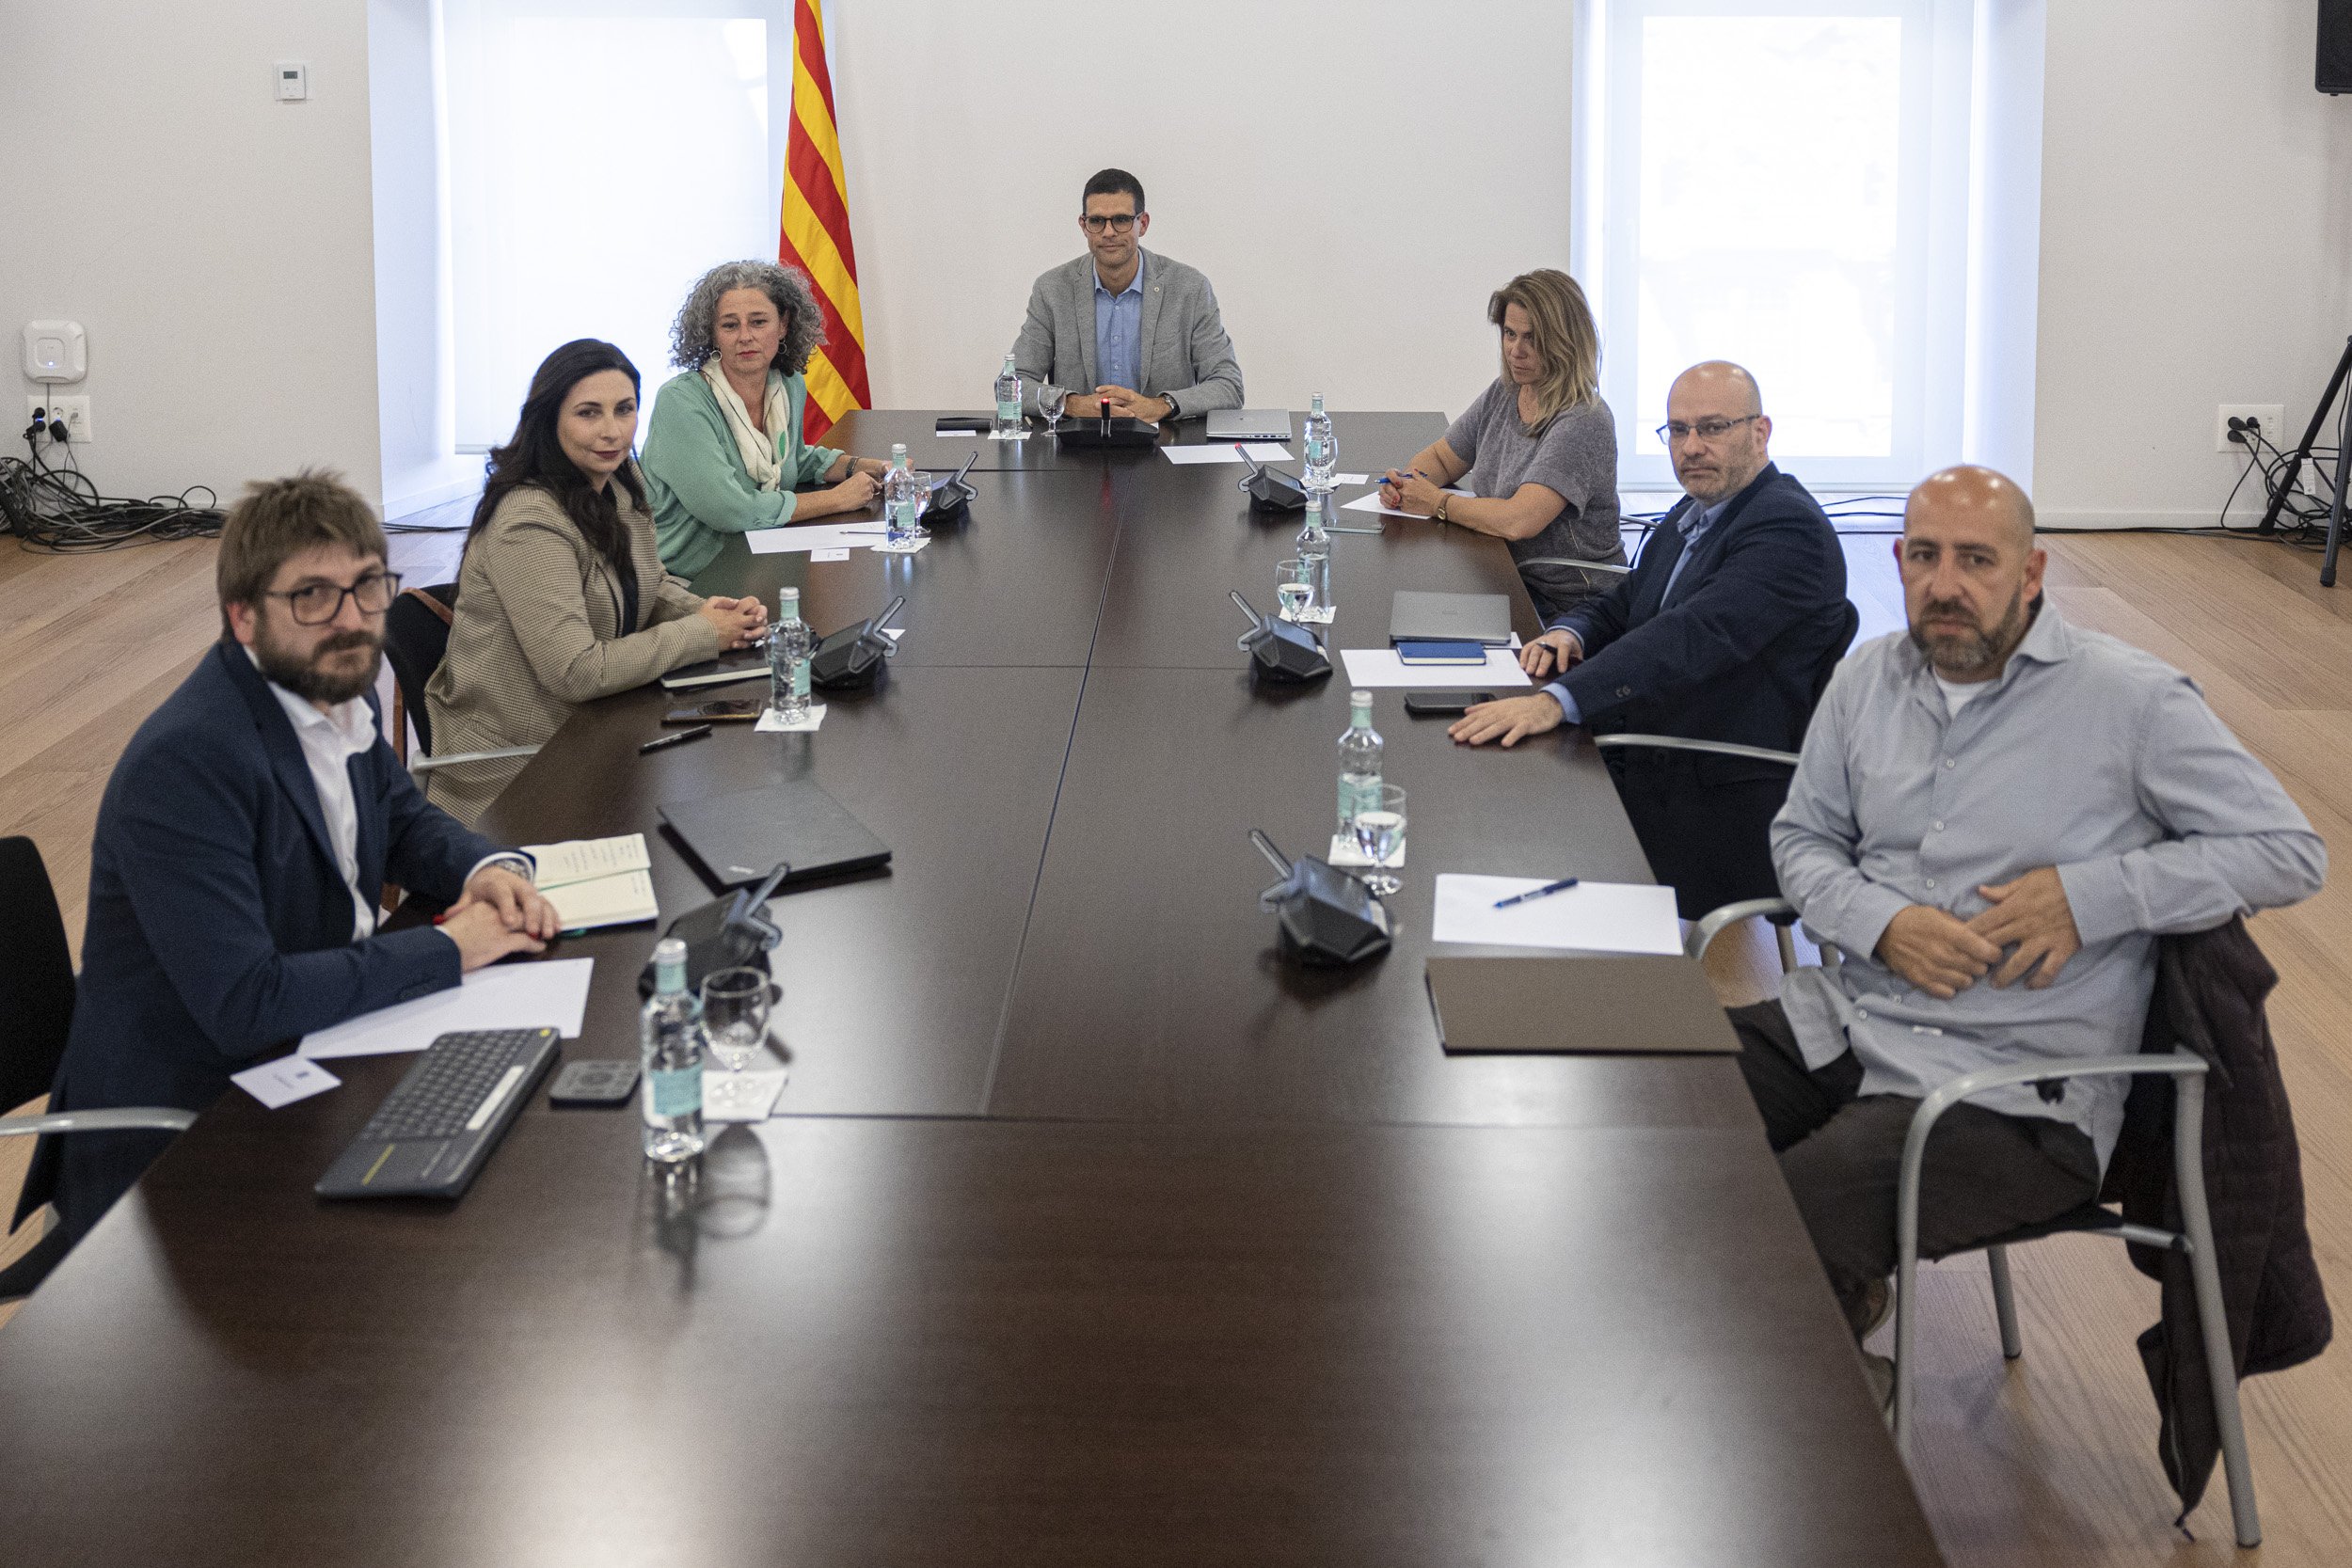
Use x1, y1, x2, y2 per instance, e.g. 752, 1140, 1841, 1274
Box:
17, 470, 559, 1251
1008, 166, 1244, 423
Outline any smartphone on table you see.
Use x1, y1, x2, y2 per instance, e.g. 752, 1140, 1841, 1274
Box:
662, 698, 764, 725
1402, 690, 1497, 717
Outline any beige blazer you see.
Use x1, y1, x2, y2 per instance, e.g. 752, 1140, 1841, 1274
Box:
424, 470, 723, 824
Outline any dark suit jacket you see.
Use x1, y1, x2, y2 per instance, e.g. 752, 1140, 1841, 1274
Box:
1555, 462, 1850, 781
25, 641, 504, 1239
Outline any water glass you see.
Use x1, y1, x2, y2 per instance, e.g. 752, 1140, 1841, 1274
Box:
1351, 784, 1407, 897
1037, 381, 1066, 436
1277, 557, 1317, 622
699, 966, 771, 1110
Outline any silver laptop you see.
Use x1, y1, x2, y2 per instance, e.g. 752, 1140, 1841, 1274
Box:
1390, 591, 1514, 646
1205, 408, 1294, 442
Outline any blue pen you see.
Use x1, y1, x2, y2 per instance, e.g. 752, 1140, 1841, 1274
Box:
1493, 877, 1579, 909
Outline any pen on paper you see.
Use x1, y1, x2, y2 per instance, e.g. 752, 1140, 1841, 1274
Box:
1493, 877, 1580, 909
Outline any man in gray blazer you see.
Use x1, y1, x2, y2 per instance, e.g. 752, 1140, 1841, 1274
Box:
1010, 167, 1245, 420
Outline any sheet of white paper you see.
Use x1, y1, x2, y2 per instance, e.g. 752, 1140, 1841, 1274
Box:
299, 958, 595, 1060
231, 1054, 342, 1109
1340, 487, 1472, 520
1330, 472, 1371, 486
756, 703, 827, 733
545, 868, 659, 931
1338, 648, 1532, 689
522, 833, 650, 889
1431, 875, 1683, 955
1160, 443, 1291, 466
744, 521, 882, 556
809, 546, 850, 562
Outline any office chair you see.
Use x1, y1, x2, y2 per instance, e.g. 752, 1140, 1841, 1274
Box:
1688, 904, 2262, 1548
0, 836, 196, 1304
381, 582, 537, 776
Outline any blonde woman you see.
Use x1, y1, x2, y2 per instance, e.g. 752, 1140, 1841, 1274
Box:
1378, 269, 1624, 617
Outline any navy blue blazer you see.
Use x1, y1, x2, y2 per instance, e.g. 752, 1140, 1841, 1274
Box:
30, 641, 504, 1237
1555, 462, 1850, 778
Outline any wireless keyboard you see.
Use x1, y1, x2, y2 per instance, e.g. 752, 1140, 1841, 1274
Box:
314, 1027, 560, 1199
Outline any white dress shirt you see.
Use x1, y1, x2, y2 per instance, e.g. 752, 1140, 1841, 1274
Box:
247, 648, 529, 942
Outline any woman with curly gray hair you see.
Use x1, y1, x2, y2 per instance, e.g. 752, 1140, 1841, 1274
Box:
641, 259, 887, 577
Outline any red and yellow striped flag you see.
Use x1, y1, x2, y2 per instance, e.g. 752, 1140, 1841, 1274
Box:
779, 0, 868, 442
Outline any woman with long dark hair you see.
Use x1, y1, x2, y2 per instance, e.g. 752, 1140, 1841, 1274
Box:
424, 339, 767, 822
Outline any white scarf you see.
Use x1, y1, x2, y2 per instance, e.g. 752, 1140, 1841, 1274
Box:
701, 361, 792, 491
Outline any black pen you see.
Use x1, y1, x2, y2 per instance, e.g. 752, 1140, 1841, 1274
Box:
641, 723, 713, 753
1493, 877, 1579, 909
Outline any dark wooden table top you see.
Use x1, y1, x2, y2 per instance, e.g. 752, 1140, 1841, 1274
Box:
0, 411, 1944, 1565
0, 1069, 1940, 1567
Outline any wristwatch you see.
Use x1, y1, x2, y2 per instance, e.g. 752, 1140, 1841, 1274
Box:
1160, 392, 1180, 420
1434, 495, 1452, 525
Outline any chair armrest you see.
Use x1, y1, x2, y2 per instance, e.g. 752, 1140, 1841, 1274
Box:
1685, 897, 1797, 960
1594, 735, 1802, 768
0, 1107, 198, 1138
410, 744, 540, 775
1516, 557, 1632, 577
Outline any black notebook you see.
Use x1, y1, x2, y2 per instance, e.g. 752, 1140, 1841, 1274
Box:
660, 649, 771, 691
660, 778, 892, 889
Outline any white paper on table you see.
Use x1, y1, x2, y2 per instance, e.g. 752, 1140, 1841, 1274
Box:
1339, 648, 1532, 689
521, 833, 649, 889
810, 546, 851, 562
299, 958, 595, 1060
544, 869, 659, 932
1160, 443, 1291, 465
1340, 487, 1472, 520
1431, 875, 1683, 955
756, 703, 827, 733
231, 1054, 342, 1109
744, 522, 886, 556
1330, 472, 1372, 486
705, 1069, 789, 1123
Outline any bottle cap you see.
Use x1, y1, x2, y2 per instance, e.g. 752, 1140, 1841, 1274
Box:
652, 937, 688, 993
1350, 689, 1373, 712
779, 586, 799, 611
891, 442, 908, 460
1311, 392, 1326, 413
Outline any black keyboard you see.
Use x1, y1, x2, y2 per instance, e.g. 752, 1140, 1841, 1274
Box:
315, 1027, 561, 1200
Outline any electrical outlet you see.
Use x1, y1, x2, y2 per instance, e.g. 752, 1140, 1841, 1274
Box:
24, 394, 91, 444
2217, 403, 2285, 453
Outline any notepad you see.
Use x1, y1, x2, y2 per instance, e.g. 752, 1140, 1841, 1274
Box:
1431, 875, 1681, 955
519, 835, 660, 931
523, 834, 650, 889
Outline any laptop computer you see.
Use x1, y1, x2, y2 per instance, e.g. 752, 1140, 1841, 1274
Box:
660, 777, 893, 890
1389, 591, 1513, 647
1204, 408, 1294, 442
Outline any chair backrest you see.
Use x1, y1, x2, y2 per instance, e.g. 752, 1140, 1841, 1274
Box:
1807, 598, 1863, 714
0, 836, 76, 1114
382, 583, 458, 758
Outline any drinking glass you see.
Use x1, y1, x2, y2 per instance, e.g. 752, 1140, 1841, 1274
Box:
1277, 557, 1316, 622
1037, 381, 1066, 436
1351, 785, 1407, 897
699, 966, 771, 1112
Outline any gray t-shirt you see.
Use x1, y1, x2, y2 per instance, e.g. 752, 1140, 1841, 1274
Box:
1443, 381, 1624, 617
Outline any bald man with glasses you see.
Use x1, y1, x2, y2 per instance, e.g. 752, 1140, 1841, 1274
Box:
1009, 166, 1244, 422
1449, 361, 1851, 918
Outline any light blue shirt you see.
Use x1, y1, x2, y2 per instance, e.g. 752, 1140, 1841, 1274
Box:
1772, 605, 2325, 1168
1093, 253, 1145, 394
1543, 494, 1730, 723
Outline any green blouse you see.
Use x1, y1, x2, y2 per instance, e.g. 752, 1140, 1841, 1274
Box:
640, 369, 846, 578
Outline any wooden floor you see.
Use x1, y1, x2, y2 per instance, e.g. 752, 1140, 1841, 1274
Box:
4, 519, 2349, 1565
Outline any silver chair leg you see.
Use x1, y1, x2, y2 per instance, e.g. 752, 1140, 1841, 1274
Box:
2172, 1077, 2262, 1547
1894, 1215, 1919, 1455
1987, 1244, 2022, 1360
1774, 922, 1799, 974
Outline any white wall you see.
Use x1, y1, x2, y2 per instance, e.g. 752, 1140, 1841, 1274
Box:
2032, 1, 2352, 529
0, 0, 386, 507
829, 0, 1577, 420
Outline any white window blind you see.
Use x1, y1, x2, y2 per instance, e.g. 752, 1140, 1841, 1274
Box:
1585, 0, 1973, 489
441, 1, 790, 450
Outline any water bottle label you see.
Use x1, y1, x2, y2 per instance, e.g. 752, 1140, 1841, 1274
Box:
650, 1065, 702, 1118
791, 657, 811, 700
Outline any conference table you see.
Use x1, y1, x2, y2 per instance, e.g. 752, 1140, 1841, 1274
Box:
0, 413, 1944, 1565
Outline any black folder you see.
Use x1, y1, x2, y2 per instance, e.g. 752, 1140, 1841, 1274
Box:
660, 779, 892, 889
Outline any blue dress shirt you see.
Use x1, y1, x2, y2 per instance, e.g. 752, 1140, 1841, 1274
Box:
1093, 254, 1145, 393
1543, 493, 1730, 722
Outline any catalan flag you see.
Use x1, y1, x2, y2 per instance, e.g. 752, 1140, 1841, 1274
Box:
779, 0, 868, 442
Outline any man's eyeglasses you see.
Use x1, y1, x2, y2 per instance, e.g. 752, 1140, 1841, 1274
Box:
1655, 414, 1760, 446
1080, 214, 1139, 234
264, 571, 402, 626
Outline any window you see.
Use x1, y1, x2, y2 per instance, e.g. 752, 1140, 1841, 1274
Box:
442, 2, 791, 450
1581, 0, 1974, 489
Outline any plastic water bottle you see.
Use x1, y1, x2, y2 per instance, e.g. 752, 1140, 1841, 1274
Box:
1337, 689, 1383, 839
994, 353, 1024, 436
883, 444, 925, 546
641, 938, 705, 1164
769, 586, 813, 722
1294, 495, 1333, 623
1303, 392, 1337, 491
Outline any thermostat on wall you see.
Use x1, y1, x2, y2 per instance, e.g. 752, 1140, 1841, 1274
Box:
23, 322, 87, 384
276, 62, 310, 101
